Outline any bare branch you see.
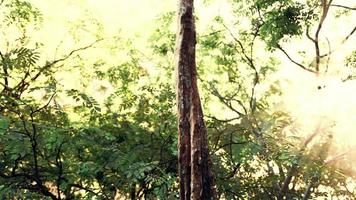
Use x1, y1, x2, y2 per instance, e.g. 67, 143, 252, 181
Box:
210, 86, 246, 117
31, 92, 56, 115
221, 23, 260, 84
199, 29, 224, 38
324, 37, 331, 73
277, 44, 317, 73
70, 184, 102, 197
221, 163, 241, 180
32, 39, 101, 81
13, 39, 102, 95
206, 115, 241, 123
306, 26, 316, 43
330, 4, 356, 11
320, 25, 356, 58
314, 0, 333, 72
217, 141, 249, 150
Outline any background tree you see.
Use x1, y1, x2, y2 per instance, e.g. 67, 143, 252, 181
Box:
0, 0, 355, 199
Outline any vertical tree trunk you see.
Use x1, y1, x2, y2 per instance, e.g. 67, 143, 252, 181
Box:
175, 0, 217, 199
130, 184, 136, 200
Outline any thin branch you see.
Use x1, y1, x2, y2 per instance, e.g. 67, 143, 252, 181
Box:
0, 171, 58, 199
210, 87, 245, 117
206, 115, 241, 123
31, 92, 56, 115
324, 37, 331, 73
199, 29, 225, 38
314, 0, 333, 72
249, 30, 260, 113
221, 163, 241, 180
306, 25, 316, 43
277, 44, 316, 73
13, 39, 102, 95
221, 23, 260, 84
29, 112, 40, 182
340, 25, 356, 48
250, 85, 256, 112
221, 22, 261, 113
70, 184, 101, 197
320, 25, 356, 59
232, 98, 248, 115
217, 141, 249, 150
330, 4, 356, 11
33, 39, 101, 81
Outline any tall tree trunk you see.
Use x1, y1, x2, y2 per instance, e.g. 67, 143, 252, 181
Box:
175, 0, 217, 199
130, 183, 136, 200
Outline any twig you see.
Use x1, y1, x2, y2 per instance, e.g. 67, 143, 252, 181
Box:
330, 4, 356, 11
13, 39, 102, 95
221, 23, 260, 84
70, 184, 101, 197
314, 0, 333, 72
324, 37, 331, 73
320, 25, 356, 58
277, 44, 316, 73
210, 86, 245, 117
31, 92, 56, 115
206, 115, 241, 123
217, 141, 249, 150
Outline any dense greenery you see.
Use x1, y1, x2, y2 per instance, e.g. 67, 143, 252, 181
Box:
0, 0, 355, 199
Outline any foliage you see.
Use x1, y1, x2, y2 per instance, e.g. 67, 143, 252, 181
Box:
0, 1, 178, 199
0, 0, 355, 199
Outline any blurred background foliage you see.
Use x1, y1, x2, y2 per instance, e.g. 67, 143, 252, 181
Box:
0, 0, 355, 199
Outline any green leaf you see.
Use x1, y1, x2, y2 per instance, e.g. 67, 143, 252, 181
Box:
0, 116, 10, 135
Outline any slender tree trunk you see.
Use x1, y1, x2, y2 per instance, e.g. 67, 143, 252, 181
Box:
130, 184, 136, 200
175, 0, 217, 199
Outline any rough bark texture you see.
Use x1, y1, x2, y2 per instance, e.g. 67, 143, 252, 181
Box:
175, 0, 217, 199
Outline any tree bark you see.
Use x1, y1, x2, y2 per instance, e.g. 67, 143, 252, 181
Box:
175, 0, 217, 199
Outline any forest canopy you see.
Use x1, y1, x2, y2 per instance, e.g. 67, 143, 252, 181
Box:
0, 0, 356, 199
